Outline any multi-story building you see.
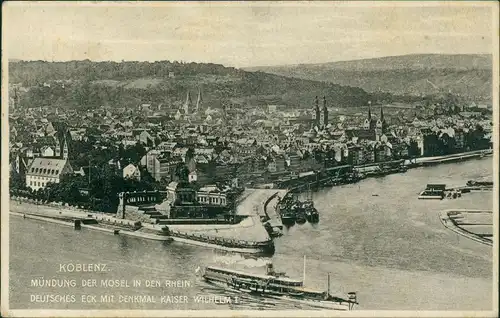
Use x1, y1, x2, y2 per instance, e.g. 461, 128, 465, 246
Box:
26, 158, 73, 191
140, 150, 180, 182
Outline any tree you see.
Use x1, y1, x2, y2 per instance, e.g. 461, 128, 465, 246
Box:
122, 143, 147, 164
174, 163, 190, 183
9, 171, 26, 191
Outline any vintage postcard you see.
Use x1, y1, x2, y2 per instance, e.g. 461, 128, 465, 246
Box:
1, 1, 498, 317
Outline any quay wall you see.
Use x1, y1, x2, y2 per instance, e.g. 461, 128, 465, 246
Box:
10, 199, 143, 228
144, 215, 271, 244
406, 149, 492, 165
10, 211, 76, 228
10, 199, 272, 251
9, 198, 102, 218
283, 150, 492, 192
10, 211, 172, 241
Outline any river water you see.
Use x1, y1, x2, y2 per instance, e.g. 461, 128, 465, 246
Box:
9, 158, 494, 311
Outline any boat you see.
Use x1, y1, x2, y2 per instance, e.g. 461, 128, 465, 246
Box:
418, 184, 445, 200
263, 222, 283, 238
280, 213, 296, 226
302, 186, 318, 223
289, 201, 306, 224
303, 201, 319, 223
466, 180, 493, 187
199, 256, 358, 310
277, 198, 296, 226
295, 214, 307, 224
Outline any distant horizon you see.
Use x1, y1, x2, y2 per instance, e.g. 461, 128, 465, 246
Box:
4, 2, 495, 68
8, 52, 494, 69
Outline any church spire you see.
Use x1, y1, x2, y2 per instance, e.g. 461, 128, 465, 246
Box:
183, 91, 192, 114
195, 87, 203, 113
314, 96, 320, 127
368, 100, 372, 120
322, 96, 328, 127
62, 134, 69, 159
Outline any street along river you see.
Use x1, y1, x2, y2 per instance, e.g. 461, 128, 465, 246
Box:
9, 157, 493, 310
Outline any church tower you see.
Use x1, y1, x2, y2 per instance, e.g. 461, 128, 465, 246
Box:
363, 101, 372, 130
183, 91, 192, 115
376, 106, 387, 133
195, 87, 203, 113
62, 136, 69, 159
322, 96, 328, 127
313, 96, 320, 127
55, 136, 61, 157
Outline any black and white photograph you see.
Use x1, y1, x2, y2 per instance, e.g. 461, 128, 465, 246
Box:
1, 1, 498, 317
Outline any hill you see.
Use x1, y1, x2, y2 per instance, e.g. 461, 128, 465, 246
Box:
245, 54, 493, 101
9, 60, 372, 110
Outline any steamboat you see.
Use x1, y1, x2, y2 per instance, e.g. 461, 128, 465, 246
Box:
198, 257, 358, 310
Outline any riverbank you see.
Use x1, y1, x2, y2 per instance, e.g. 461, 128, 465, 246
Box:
406, 149, 492, 166
9, 204, 173, 242
9, 199, 274, 254
276, 149, 492, 192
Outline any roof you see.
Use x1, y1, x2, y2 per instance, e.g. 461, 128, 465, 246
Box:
426, 184, 446, 190
346, 129, 376, 140
27, 158, 70, 177
123, 163, 138, 170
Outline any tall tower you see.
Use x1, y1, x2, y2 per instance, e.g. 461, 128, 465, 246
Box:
195, 87, 203, 113
377, 106, 387, 133
62, 136, 69, 159
319, 97, 325, 128
313, 96, 320, 127
183, 91, 192, 114
322, 96, 328, 127
55, 136, 61, 157
368, 100, 372, 121
363, 101, 372, 130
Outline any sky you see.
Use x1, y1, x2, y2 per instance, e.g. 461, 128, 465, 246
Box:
3, 2, 497, 68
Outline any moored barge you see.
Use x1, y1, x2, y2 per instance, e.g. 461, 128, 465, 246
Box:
304, 201, 319, 223
418, 184, 446, 200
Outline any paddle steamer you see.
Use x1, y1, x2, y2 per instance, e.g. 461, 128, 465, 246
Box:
199, 257, 358, 310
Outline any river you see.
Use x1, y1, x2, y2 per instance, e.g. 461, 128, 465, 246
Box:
9, 158, 494, 311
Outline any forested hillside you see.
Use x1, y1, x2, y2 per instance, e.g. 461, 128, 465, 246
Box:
9, 60, 372, 109
246, 54, 492, 102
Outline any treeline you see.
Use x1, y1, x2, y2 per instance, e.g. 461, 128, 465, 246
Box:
10, 165, 163, 212
9, 60, 241, 84
11, 60, 372, 109
369, 91, 465, 107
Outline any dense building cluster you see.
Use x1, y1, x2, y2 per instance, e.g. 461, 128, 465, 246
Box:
9, 89, 493, 194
